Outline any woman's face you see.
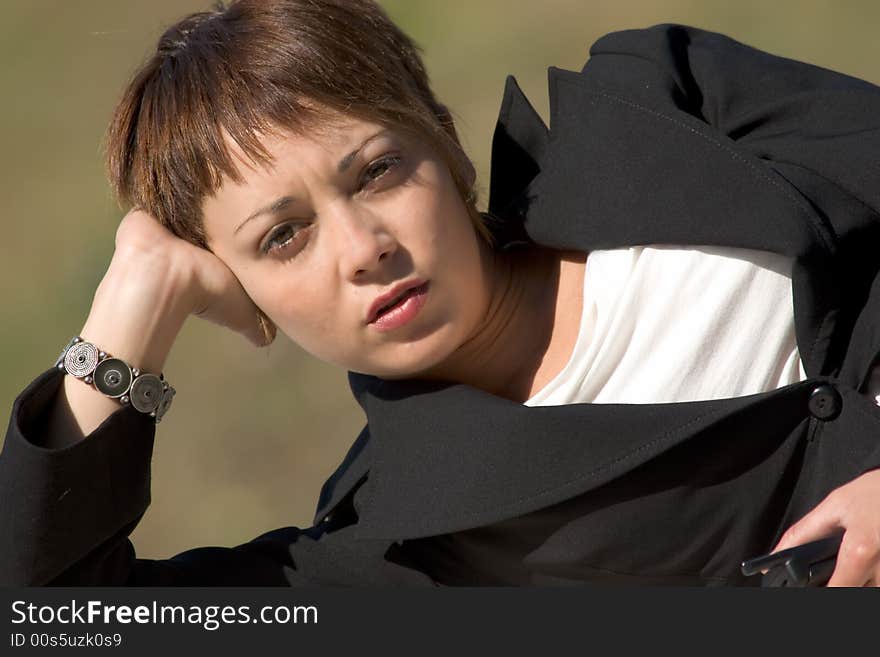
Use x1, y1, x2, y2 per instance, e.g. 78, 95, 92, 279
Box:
201, 112, 489, 378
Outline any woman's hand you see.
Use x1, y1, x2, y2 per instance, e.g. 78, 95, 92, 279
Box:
769, 469, 880, 586
112, 208, 275, 348
48, 208, 276, 442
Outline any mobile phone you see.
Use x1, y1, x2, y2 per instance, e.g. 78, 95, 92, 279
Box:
741, 532, 843, 587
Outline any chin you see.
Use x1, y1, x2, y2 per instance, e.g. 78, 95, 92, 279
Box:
363, 357, 439, 380
360, 335, 456, 380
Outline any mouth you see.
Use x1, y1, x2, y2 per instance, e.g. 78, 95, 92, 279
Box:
367, 280, 430, 330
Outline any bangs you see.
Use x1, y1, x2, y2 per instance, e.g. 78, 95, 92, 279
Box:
104, 0, 484, 249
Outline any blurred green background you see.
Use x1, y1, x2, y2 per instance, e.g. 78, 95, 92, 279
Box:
2, 0, 880, 559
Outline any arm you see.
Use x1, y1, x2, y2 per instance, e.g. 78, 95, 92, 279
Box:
3, 366, 428, 586
587, 26, 880, 585
0, 208, 266, 585
0, 209, 423, 586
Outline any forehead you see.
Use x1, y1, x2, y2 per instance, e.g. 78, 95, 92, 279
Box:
202, 112, 403, 242
222, 110, 389, 181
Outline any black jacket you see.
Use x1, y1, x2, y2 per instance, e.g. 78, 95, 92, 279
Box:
4, 24, 880, 586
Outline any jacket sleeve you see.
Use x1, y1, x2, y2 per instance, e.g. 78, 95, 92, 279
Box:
0, 367, 432, 586
586, 23, 880, 220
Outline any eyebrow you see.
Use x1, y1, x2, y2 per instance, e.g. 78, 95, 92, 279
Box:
233, 130, 390, 236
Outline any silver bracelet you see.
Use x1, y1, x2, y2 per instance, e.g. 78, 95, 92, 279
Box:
54, 336, 176, 424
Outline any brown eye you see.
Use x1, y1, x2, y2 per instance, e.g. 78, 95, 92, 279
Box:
360, 155, 402, 189
261, 222, 306, 255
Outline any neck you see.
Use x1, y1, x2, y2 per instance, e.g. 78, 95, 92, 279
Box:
419, 236, 561, 403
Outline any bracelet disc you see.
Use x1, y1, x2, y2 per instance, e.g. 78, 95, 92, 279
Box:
64, 342, 99, 377
93, 358, 133, 398
129, 373, 164, 413
155, 386, 176, 423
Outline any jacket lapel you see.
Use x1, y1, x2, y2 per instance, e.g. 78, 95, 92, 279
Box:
316, 63, 840, 538
346, 370, 821, 540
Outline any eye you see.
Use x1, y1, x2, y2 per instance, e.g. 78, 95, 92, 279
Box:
359, 154, 402, 191
260, 222, 309, 256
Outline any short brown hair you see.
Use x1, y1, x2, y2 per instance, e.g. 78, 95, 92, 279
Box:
105, 0, 493, 249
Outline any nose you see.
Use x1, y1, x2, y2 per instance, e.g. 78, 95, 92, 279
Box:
330, 203, 397, 280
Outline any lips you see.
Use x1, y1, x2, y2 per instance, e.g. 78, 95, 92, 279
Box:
366, 279, 428, 324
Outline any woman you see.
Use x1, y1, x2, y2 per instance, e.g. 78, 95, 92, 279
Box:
2, 0, 880, 586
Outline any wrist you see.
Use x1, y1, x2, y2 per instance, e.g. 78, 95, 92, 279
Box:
56, 335, 176, 423
103, 245, 196, 307
83, 256, 193, 374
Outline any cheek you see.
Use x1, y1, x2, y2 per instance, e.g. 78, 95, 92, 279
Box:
258, 276, 349, 359
401, 174, 468, 257
425, 190, 482, 281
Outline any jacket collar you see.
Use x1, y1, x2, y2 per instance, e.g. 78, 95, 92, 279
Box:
315, 65, 839, 537
343, 368, 821, 540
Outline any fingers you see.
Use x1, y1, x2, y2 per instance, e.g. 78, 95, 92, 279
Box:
826, 531, 880, 587
191, 278, 273, 348
115, 208, 278, 349
223, 298, 275, 348
187, 245, 276, 347
772, 469, 880, 586
771, 493, 842, 554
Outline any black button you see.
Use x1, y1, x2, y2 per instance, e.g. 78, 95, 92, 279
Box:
808, 384, 842, 420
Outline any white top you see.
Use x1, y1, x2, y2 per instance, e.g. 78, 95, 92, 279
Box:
524, 245, 809, 406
